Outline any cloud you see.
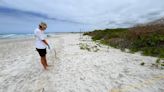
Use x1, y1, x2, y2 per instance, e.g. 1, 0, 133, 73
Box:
0, 0, 164, 33
0, 6, 93, 33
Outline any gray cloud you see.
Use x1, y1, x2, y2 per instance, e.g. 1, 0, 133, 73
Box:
0, 0, 164, 33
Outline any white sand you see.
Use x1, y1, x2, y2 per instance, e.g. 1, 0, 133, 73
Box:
0, 33, 163, 92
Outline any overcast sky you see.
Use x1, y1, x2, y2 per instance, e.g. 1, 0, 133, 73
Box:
0, 0, 164, 34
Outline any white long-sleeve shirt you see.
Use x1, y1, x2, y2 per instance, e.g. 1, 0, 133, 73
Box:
34, 28, 47, 49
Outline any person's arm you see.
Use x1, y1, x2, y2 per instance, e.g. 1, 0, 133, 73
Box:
42, 40, 49, 46
42, 40, 50, 49
42, 40, 50, 47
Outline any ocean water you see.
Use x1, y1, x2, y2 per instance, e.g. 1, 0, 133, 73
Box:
0, 33, 35, 39
0, 32, 66, 39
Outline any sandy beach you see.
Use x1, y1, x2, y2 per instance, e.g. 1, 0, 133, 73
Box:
0, 33, 163, 92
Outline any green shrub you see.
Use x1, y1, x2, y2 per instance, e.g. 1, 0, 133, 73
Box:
84, 26, 164, 58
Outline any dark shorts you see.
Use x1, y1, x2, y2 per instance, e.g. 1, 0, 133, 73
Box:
36, 48, 47, 57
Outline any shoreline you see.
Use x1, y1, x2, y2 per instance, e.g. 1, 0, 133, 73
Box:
0, 32, 81, 39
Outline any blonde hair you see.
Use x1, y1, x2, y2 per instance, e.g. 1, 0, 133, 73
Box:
39, 22, 47, 29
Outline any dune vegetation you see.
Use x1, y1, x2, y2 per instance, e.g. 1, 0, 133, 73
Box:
84, 24, 164, 58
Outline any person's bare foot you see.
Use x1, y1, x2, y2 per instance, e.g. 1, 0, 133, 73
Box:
43, 66, 48, 70
44, 68, 49, 71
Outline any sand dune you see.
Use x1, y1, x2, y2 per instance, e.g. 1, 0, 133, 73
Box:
0, 33, 163, 92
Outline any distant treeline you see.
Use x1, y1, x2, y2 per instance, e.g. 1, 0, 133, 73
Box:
84, 25, 164, 58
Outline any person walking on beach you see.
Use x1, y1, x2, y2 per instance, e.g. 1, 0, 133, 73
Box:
34, 22, 50, 70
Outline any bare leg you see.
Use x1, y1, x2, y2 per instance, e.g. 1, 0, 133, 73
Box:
41, 56, 47, 70
44, 55, 49, 67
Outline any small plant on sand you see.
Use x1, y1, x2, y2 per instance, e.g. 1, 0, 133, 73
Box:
79, 43, 91, 51
156, 58, 160, 64
151, 58, 164, 69
92, 45, 99, 52
79, 43, 89, 50
140, 62, 145, 66
79, 43, 100, 52
86, 47, 91, 51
